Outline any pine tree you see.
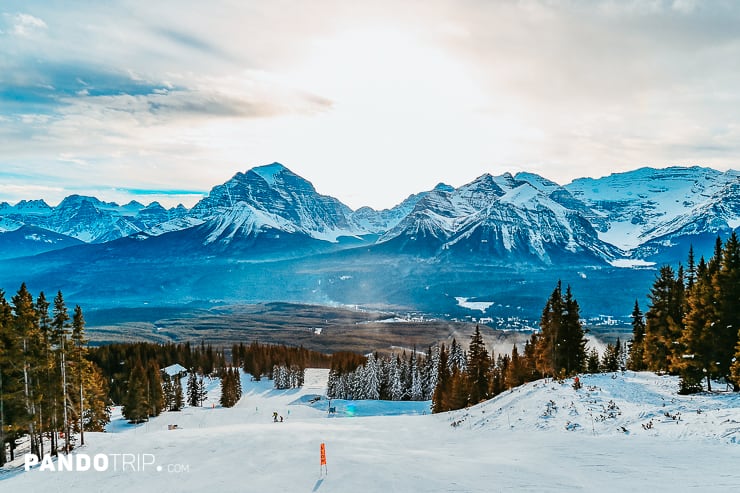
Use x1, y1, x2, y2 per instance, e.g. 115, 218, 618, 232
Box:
534, 282, 586, 377
467, 325, 490, 404
601, 339, 621, 372
12, 284, 43, 456
627, 300, 646, 371
146, 361, 165, 417
81, 364, 110, 431
122, 361, 149, 423
449, 339, 467, 372
173, 376, 184, 411
410, 356, 424, 401
162, 374, 175, 410
0, 289, 23, 465
561, 285, 587, 374
423, 346, 439, 400
505, 345, 525, 388
677, 259, 716, 393
432, 345, 450, 413
52, 291, 71, 454
186, 371, 199, 407
712, 232, 740, 388
197, 375, 207, 406
586, 347, 601, 373
220, 368, 237, 407
389, 356, 403, 401
71, 305, 88, 445
364, 354, 381, 400
448, 367, 469, 410
643, 266, 683, 372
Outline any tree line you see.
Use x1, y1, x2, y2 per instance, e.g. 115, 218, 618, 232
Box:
232, 340, 333, 382
0, 285, 108, 465
432, 281, 589, 412
87, 340, 224, 404
326, 346, 451, 401
627, 233, 740, 393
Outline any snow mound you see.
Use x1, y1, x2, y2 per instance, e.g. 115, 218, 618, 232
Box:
447, 371, 740, 443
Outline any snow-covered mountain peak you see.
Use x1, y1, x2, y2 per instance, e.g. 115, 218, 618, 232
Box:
566, 165, 739, 251
499, 182, 545, 208
248, 162, 292, 189
433, 182, 455, 193
12, 199, 53, 215
514, 172, 562, 194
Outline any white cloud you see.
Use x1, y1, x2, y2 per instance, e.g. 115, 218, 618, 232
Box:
10, 13, 47, 37
0, 1, 738, 209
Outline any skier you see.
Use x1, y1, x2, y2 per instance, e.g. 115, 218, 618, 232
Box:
273, 411, 278, 422
279, 416, 284, 423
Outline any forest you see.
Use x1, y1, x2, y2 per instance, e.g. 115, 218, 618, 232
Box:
1, 233, 738, 461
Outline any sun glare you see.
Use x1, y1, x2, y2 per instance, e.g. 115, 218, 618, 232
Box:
287, 26, 485, 113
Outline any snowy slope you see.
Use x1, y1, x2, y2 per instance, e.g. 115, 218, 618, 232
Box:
3, 370, 739, 492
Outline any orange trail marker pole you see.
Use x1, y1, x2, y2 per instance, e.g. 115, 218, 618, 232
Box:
320, 442, 327, 476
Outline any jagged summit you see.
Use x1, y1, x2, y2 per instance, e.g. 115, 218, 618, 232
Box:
0, 164, 737, 264
249, 162, 290, 187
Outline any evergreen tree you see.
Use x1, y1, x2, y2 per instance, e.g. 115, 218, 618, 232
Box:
82, 364, 110, 432
389, 356, 403, 401
12, 284, 43, 456
432, 345, 450, 413
71, 305, 88, 445
534, 282, 586, 377
712, 232, 740, 388
162, 374, 175, 410
52, 291, 71, 453
448, 367, 469, 410
467, 325, 490, 404
627, 300, 646, 371
146, 361, 165, 417
601, 339, 621, 373
0, 290, 23, 465
643, 266, 683, 372
220, 368, 239, 408
186, 371, 199, 407
122, 361, 149, 423
586, 347, 601, 373
197, 375, 207, 406
410, 354, 424, 401
364, 354, 381, 400
561, 285, 587, 374
423, 346, 439, 400
449, 339, 467, 372
677, 259, 717, 393
173, 376, 184, 411
505, 345, 525, 389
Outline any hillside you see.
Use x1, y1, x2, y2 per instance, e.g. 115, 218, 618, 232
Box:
2, 370, 739, 492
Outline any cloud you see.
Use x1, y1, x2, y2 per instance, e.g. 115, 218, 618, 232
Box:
7, 12, 47, 37
0, 0, 738, 209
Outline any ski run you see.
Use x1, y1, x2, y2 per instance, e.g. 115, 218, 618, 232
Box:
2, 369, 739, 492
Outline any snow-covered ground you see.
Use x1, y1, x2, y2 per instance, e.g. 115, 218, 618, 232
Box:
2, 370, 739, 492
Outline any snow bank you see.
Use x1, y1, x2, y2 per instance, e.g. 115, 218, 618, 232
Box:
3, 371, 739, 492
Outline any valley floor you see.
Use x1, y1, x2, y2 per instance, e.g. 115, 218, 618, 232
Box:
2, 370, 739, 492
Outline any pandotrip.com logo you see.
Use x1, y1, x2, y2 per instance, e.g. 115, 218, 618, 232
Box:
24, 453, 190, 473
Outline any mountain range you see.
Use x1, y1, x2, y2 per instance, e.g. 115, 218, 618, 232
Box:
0, 163, 737, 323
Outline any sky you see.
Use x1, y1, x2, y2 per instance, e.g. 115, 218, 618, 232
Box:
1, 0, 739, 210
